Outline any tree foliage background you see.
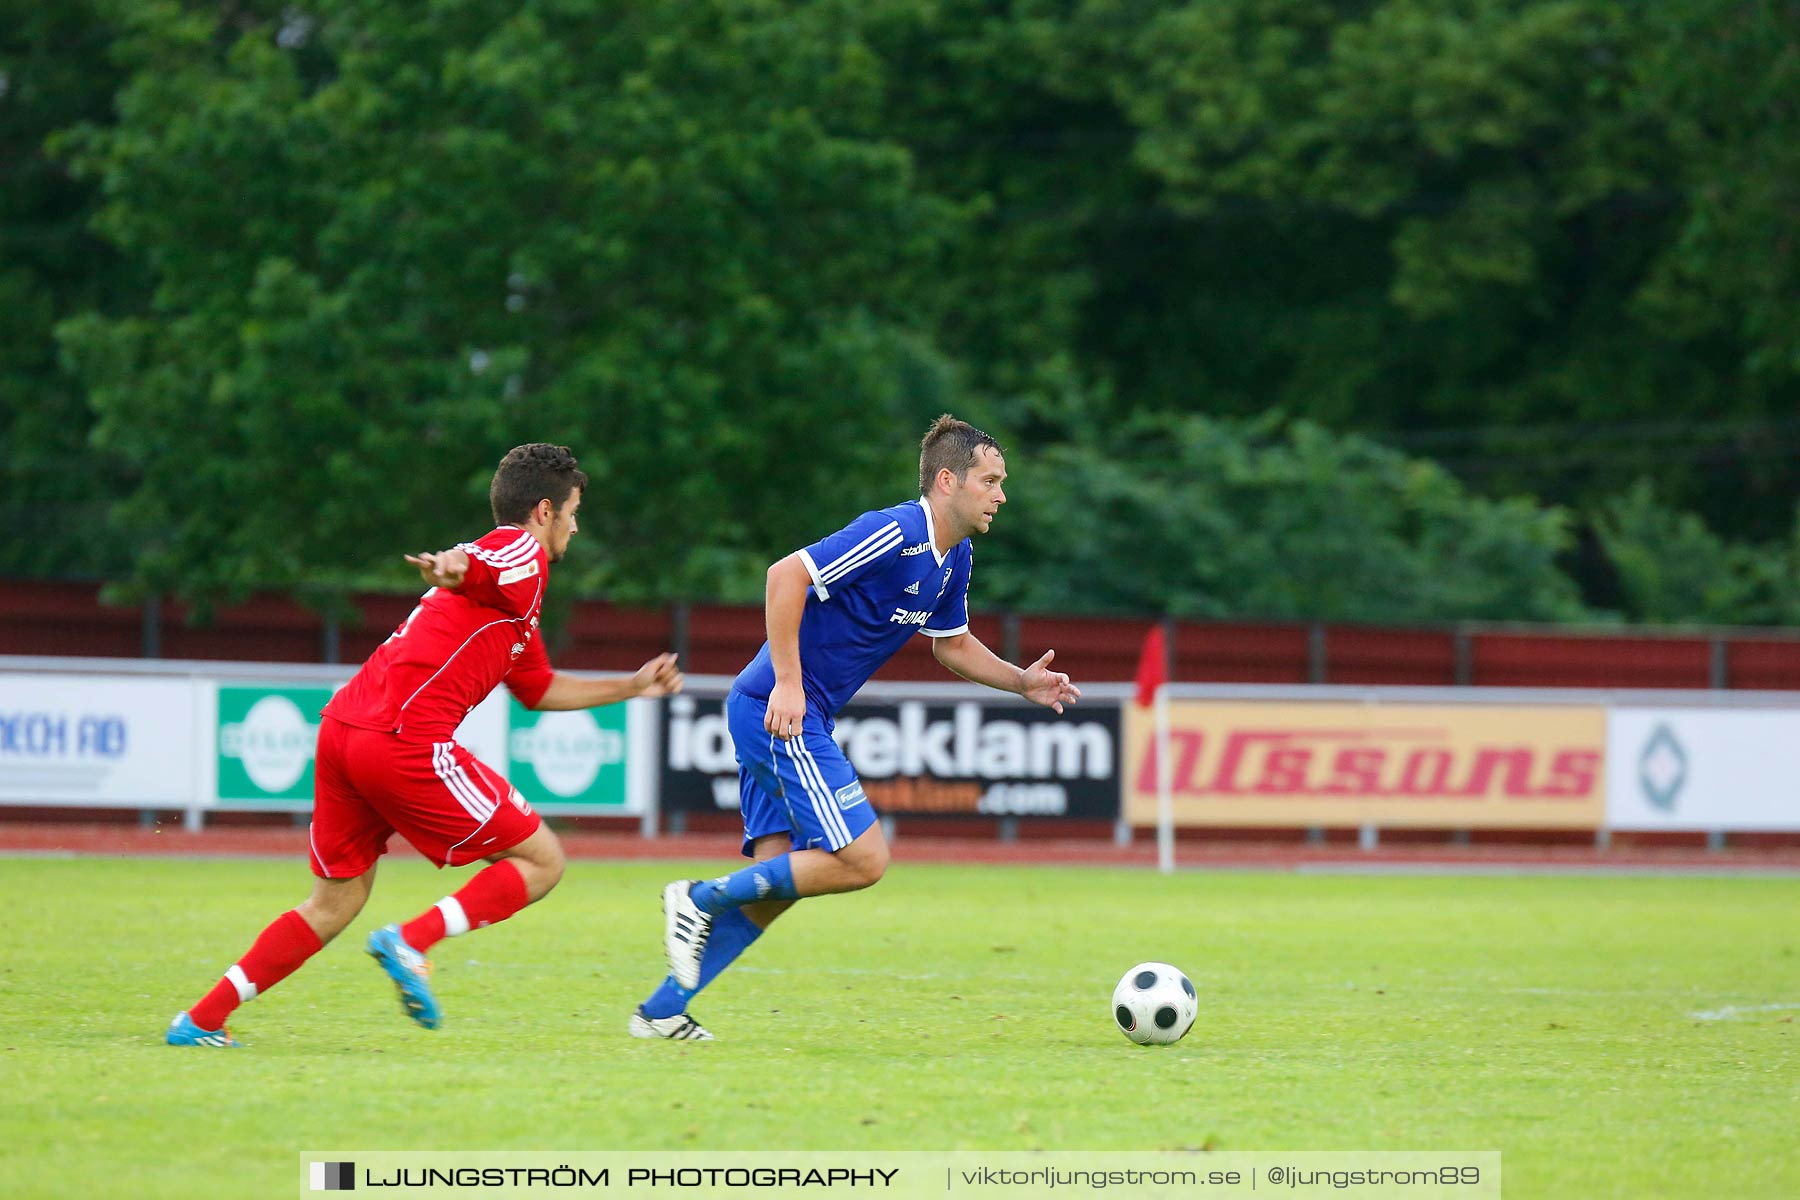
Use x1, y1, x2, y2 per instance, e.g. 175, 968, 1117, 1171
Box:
5, 0, 1798, 624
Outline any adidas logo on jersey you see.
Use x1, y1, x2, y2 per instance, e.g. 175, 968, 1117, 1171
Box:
903, 580, 921, 594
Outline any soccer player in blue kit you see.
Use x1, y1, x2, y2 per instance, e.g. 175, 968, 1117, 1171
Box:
630, 415, 1082, 1039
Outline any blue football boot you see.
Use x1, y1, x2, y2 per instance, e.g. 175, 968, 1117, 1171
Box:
165, 1010, 240, 1047
366, 923, 441, 1029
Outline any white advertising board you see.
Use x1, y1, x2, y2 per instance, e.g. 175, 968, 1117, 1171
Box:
0, 674, 198, 805
1607, 708, 1800, 831
454, 686, 511, 775
1, 662, 647, 819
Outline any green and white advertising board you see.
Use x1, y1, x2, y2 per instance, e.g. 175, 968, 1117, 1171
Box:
507, 699, 632, 811
216, 685, 334, 804
205, 677, 649, 815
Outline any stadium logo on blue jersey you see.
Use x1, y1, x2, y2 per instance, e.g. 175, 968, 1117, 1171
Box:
899, 542, 931, 556
834, 781, 867, 810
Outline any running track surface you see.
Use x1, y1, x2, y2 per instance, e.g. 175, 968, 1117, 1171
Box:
4, 822, 1798, 873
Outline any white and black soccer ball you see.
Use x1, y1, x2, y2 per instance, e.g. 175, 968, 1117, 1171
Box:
1112, 961, 1197, 1045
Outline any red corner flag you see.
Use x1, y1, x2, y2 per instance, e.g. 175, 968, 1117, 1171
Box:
1133, 623, 1168, 708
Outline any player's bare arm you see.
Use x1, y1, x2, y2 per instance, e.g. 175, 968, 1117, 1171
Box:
933, 634, 1082, 714
404, 548, 470, 589
764, 553, 812, 740
532, 654, 686, 710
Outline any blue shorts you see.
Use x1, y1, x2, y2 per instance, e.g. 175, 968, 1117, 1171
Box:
725, 688, 877, 858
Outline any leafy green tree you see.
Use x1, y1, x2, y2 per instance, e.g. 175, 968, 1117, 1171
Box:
0, 1, 137, 577
980, 413, 1590, 622
54, 0, 967, 608
1065, 0, 1800, 542
1593, 481, 1800, 625
25, 0, 1800, 628
853, 0, 1142, 442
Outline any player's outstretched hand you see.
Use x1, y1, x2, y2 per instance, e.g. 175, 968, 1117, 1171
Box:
766, 678, 806, 741
632, 652, 685, 699
404, 548, 469, 589
1021, 649, 1081, 714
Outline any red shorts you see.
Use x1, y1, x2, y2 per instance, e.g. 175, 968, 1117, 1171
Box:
308, 717, 540, 877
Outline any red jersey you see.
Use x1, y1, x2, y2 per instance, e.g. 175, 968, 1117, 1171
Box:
325, 527, 555, 743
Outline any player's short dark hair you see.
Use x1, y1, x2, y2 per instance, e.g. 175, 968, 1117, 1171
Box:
918, 414, 1004, 494
490, 443, 588, 525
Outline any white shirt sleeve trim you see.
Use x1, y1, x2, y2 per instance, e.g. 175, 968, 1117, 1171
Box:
818, 522, 903, 584
797, 548, 830, 601
921, 623, 969, 638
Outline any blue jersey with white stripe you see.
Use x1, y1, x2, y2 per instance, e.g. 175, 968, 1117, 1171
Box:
734, 498, 973, 720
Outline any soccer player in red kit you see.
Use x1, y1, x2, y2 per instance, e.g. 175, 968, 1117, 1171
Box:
166, 443, 684, 1046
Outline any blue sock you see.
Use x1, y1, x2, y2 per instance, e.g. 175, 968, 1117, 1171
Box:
640, 907, 765, 1019
689, 854, 798, 916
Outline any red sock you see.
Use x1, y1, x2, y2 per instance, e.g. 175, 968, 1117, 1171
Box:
400, 860, 530, 953
188, 910, 324, 1030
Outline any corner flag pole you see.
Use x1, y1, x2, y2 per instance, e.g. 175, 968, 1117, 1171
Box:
1155, 680, 1174, 874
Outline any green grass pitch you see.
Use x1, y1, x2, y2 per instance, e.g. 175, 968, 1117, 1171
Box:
1, 855, 1795, 1198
